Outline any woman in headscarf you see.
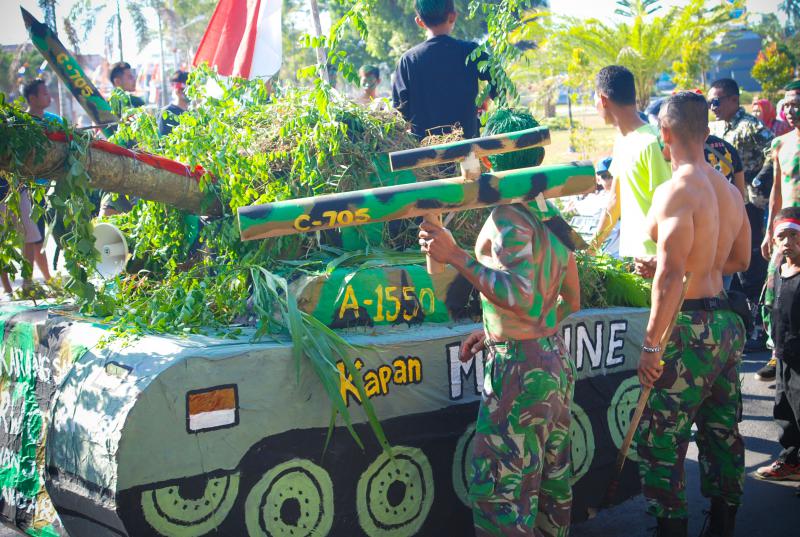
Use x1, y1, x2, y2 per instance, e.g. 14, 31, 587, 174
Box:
753, 97, 792, 136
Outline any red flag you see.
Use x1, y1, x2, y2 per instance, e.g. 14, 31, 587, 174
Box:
193, 0, 282, 79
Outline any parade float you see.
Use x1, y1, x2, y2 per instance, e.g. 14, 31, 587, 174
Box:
0, 10, 652, 537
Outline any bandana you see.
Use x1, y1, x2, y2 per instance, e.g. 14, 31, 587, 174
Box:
774, 217, 800, 237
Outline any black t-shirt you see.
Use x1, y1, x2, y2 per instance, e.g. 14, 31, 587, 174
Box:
704, 135, 743, 184
392, 35, 496, 140
0, 177, 8, 201
158, 104, 185, 136
773, 265, 800, 362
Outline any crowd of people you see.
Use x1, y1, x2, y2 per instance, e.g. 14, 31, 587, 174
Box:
392, 1, 800, 537
0, 62, 190, 296
2, 0, 799, 535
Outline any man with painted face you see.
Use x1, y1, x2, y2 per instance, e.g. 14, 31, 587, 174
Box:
758, 81, 800, 382
418, 108, 581, 536
158, 71, 190, 137
636, 92, 750, 537
355, 65, 381, 107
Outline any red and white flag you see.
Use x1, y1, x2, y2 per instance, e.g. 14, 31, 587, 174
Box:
193, 0, 282, 79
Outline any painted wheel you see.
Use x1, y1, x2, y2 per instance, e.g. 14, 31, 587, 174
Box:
141, 472, 239, 537
357, 446, 434, 537
608, 376, 643, 462
569, 402, 595, 484
451, 423, 476, 506
245, 459, 333, 537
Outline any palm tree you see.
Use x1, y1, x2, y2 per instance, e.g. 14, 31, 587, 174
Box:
558, 0, 742, 108
63, 0, 154, 62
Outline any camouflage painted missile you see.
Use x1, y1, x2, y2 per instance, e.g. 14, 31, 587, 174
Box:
238, 161, 595, 241
21, 7, 118, 128
389, 126, 550, 171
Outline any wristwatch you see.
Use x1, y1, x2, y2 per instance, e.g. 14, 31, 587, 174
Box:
642, 344, 662, 354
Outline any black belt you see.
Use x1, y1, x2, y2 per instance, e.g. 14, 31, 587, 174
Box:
680, 297, 731, 312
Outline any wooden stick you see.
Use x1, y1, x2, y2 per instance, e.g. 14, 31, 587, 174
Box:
601, 272, 692, 509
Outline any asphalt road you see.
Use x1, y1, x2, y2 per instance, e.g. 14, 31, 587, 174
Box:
573, 350, 800, 537
0, 351, 795, 536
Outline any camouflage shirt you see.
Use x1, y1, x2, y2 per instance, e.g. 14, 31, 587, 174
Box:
467, 203, 570, 342
714, 107, 775, 208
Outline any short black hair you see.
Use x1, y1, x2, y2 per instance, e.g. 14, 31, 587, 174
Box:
776, 206, 800, 222
170, 70, 189, 84
109, 61, 132, 85
710, 78, 739, 97
415, 0, 455, 27
22, 79, 47, 102
660, 91, 710, 143
359, 65, 380, 79
596, 65, 636, 106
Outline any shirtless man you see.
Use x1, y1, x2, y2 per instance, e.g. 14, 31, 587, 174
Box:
635, 91, 750, 537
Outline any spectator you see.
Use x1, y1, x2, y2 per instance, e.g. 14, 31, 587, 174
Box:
591, 65, 671, 263
21, 79, 54, 284
158, 70, 190, 137
753, 98, 791, 137
758, 80, 800, 381
392, 0, 497, 140
355, 65, 381, 107
109, 61, 144, 115
709, 78, 775, 351
756, 206, 800, 481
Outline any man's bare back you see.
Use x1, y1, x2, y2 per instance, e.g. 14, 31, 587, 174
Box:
646, 163, 749, 299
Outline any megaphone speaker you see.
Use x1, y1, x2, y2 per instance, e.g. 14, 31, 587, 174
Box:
92, 222, 128, 279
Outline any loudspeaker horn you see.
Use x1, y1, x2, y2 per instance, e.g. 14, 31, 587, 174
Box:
92, 222, 128, 279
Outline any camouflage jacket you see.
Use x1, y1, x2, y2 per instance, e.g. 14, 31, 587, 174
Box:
466, 203, 569, 342
716, 107, 775, 207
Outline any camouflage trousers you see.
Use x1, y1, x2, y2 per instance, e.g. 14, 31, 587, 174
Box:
635, 309, 746, 519
469, 335, 574, 537
762, 251, 782, 349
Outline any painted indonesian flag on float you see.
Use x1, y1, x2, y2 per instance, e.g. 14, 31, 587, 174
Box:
193, 0, 282, 79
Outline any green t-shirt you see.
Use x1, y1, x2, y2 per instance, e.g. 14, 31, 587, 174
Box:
772, 130, 800, 208
609, 123, 672, 257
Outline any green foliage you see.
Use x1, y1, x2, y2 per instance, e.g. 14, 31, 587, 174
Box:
752, 42, 796, 103
468, 0, 539, 107
576, 252, 651, 309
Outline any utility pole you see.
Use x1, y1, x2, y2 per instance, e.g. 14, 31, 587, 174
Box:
308, 0, 330, 84
156, 3, 168, 108
116, 0, 124, 61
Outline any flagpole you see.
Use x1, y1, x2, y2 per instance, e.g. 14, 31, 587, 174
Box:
308, 0, 330, 84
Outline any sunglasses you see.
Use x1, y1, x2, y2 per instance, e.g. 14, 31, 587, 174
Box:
597, 172, 612, 180
709, 95, 730, 108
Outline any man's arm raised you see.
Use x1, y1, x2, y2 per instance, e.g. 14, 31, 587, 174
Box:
639, 183, 693, 387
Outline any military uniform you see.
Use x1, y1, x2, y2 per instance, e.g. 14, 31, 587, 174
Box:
713, 107, 775, 209
466, 202, 574, 537
635, 307, 746, 519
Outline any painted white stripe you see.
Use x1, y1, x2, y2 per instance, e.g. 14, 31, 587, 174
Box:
189, 409, 236, 431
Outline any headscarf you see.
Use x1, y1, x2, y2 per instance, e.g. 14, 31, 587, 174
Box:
753, 98, 777, 131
